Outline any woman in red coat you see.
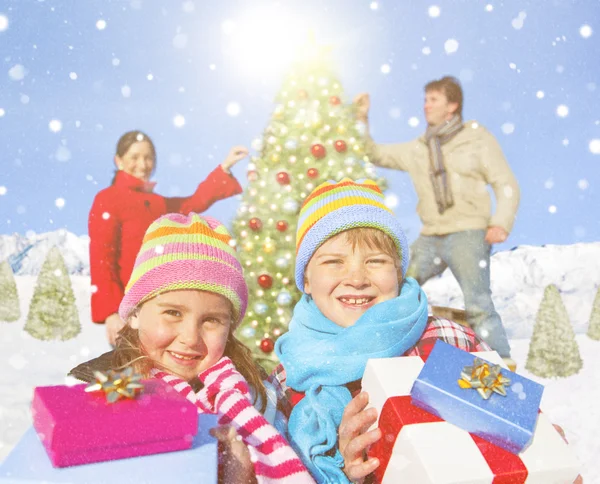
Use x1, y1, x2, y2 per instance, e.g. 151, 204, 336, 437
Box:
88, 130, 247, 345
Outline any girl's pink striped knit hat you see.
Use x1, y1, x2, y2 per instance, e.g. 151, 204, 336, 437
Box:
118, 212, 248, 326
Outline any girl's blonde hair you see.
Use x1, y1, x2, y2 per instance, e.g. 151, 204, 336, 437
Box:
113, 310, 268, 413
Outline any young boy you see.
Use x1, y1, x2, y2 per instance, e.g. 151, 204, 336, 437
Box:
271, 178, 491, 483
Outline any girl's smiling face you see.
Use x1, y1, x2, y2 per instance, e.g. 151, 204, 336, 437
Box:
130, 289, 232, 381
303, 231, 401, 328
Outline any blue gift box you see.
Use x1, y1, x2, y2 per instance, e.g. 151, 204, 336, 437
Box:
410, 340, 544, 454
0, 414, 218, 483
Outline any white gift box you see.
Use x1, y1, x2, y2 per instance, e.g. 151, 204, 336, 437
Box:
361, 352, 581, 484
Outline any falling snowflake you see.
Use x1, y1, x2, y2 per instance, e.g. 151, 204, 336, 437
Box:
173, 33, 188, 49
173, 114, 186, 127
55, 144, 71, 162
389, 107, 401, 119
112, 58, 120, 66
121, 85, 131, 98
69, 72, 77, 80
548, 205, 557, 214
96, 19, 107, 30
182, 1, 195, 13
536, 90, 545, 99
147, 73, 154, 81
501, 123, 515, 134
0, 186, 6, 195
384, 194, 399, 208
444, 38, 459, 54
562, 139, 569, 146
370, 1, 379, 10
579, 24, 593, 39
479, 260, 488, 269
433, 257, 442, 265
20, 94, 30, 104
428, 6, 441, 18
381, 64, 391, 74
102, 212, 111, 220
8, 64, 26, 81
589, 139, 600, 154
556, 105, 569, 117
0, 14, 8, 31
226, 102, 241, 117
408, 117, 420, 127
422, 46, 431, 55
578, 179, 589, 190
49, 119, 62, 133
55, 198, 65, 209
221, 19, 235, 35
511, 11, 526, 30
0, 108, 5, 117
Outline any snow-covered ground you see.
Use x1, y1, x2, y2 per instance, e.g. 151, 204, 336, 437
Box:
0, 276, 598, 482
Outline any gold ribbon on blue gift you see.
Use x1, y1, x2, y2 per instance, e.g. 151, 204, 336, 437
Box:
457, 358, 511, 400
85, 367, 144, 403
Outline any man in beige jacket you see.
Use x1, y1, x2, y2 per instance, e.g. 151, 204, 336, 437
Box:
354, 76, 519, 357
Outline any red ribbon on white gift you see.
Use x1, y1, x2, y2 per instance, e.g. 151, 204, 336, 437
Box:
369, 396, 528, 484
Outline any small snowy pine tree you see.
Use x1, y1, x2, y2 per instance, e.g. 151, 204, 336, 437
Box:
587, 286, 600, 341
525, 284, 582, 378
24, 246, 81, 341
0, 260, 20, 322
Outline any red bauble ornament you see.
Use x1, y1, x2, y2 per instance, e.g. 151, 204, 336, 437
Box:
258, 274, 273, 289
298, 89, 308, 100
247, 170, 258, 182
329, 95, 341, 105
276, 171, 291, 185
311, 143, 326, 159
334, 140, 347, 153
248, 217, 262, 231
260, 337, 275, 353
276, 220, 289, 232
307, 168, 319, 179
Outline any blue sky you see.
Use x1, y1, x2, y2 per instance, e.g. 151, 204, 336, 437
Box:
1, 0, 598, 253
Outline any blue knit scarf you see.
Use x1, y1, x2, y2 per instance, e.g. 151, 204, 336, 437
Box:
275, 277, 429, 483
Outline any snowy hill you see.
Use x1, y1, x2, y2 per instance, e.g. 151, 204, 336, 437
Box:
1, 230, 599, 339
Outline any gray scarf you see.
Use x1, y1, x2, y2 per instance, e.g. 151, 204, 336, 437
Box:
425, 115, 464, 214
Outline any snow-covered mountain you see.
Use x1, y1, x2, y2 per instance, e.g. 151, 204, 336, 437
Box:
1, 230, 598, 339
0, 230, 89, 276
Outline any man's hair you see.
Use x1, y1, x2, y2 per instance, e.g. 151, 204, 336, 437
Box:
425, 76, 463, 117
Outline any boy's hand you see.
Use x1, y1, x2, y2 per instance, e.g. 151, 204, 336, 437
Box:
353, 93, 371, 121
211, 425, 257, 484
105, 313, 125, 346
338, 392, 381, 482
221, 146, 249, 173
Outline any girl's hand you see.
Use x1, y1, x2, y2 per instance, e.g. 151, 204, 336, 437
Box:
221, 146, 249, 173
338, 392, 382, 483
210, 425, 257, 484
105, 313, 126, 346
353, 93, 371, 122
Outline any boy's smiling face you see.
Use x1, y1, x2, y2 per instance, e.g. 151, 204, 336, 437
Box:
304, 232, 401, 328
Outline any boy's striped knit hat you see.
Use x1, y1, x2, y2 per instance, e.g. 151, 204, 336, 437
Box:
119, 213, 248, 326
295, 178, 409, 292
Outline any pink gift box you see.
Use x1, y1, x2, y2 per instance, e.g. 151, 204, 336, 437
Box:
31, 379, 199, 468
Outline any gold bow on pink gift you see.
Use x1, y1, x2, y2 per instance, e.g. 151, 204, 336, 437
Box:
85, 367, 144, 403
457, 358, 511, 400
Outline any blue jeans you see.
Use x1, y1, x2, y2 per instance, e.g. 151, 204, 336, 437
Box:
406, 230, 511, 357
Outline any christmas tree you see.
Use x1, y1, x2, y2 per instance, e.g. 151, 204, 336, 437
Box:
24, 246, 81, 341
587, 285, 600, 341
232, 42, 387, 371
525, 284, 582, 378
0, 260, 20, 322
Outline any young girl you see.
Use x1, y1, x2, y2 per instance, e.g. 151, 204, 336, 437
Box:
71, 212, 314, 484
272, 178, 492, 484
89, 130, 248, 346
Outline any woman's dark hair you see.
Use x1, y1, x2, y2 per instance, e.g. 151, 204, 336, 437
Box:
111, 130, 157, 184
